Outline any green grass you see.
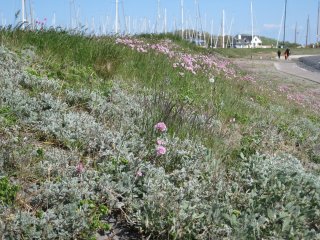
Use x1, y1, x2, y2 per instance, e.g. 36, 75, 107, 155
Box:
0, 106, 18, 127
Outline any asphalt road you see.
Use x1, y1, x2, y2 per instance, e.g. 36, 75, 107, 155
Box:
274, 55, 320, 83
298, 55, 320, 73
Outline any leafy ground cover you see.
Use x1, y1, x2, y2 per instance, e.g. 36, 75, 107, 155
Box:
0, 28, 319, 239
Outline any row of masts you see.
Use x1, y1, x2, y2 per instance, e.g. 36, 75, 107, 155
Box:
13, 0, 320, 47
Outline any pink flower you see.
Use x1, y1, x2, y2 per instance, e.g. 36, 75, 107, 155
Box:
156, 139, 165, 145
76, 162, 85, 174
136, 171, 143, 177
154, 122, 167, 132
156, 145, 166, 156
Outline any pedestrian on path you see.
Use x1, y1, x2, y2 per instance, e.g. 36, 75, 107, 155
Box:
277, 49, 281, 59
284, 48, 290, 60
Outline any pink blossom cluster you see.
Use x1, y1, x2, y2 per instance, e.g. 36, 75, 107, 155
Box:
115, 38, 148, 53
154, 122, 167, 156
154, 122, 167, 132
151, 43, 175, 58
173, 52, 238, 78
276, 85, 320, 112
76, 162, 85, 174
287, 93, 306, 106
241, 75, 256, 83
35, 18, 47, 28
278, 85, 290, 93
115, 37, 254, 80
156, 145, 166, 156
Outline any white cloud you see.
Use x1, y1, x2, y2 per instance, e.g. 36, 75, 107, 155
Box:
263, 24, 281, 29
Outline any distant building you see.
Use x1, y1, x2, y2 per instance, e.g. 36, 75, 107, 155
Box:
190, 38, 206, 47
232, 34, 262, 48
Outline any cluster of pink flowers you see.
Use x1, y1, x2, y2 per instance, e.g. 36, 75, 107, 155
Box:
154, 122, 167, 132
35, 18, 47, 28
151, 43, 174, 58
136, 170, 143, 177
241, 75, 256, 83
76, 162, 85, 174
115, 37, 245, 79
276, 84, 320, 112
156, 145, 166, 156
154, 122, 167, 156
287, 93, 306, 106
115, 38, 318, 113
115, 38, 148, 53
278, 85, 290, 93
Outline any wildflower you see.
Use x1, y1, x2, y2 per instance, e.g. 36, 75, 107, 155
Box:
156, 139, 165, 145
136, 171, 143, 177
209, 77, 215, 83
229, 118, 236, 123
76, 162, 85, 174
156, 145, 166, 156
154, 122, 167, 132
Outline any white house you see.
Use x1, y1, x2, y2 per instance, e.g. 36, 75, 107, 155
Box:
232, 34, 262, 48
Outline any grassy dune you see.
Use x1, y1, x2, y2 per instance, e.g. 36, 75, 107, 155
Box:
0, 29, 319, 239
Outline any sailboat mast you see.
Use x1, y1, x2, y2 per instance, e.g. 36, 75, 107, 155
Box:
210, 19, 213, 47
294, 22, 297, 44
53, 12, 56, 28
29, 0, 34, 29
69, 0, 72, 29
251, 0, 254, 48
181, 0, 184, 39
306, 15, 309, 47
21, 0, 25, 28
115, 0, 119, 34
227, 18, 234, 48
222, 10, 225, 48
283, 0, 287, 47
155, 0, 160, 33
317, 0, 320, 45
164, 8, 167, 34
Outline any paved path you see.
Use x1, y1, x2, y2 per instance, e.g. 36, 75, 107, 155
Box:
298, 55, 320, 72
274, 55, 320, 84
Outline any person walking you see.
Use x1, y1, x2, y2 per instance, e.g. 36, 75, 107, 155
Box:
277, 49, 281, 59
284, 48, 290, 60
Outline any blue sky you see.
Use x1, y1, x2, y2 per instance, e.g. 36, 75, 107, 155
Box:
1, 0, 319, 45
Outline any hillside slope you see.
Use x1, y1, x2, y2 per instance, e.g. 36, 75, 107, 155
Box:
0, 30, 319, 239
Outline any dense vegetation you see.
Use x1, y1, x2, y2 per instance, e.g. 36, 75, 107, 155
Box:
0, 28, 319, 239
